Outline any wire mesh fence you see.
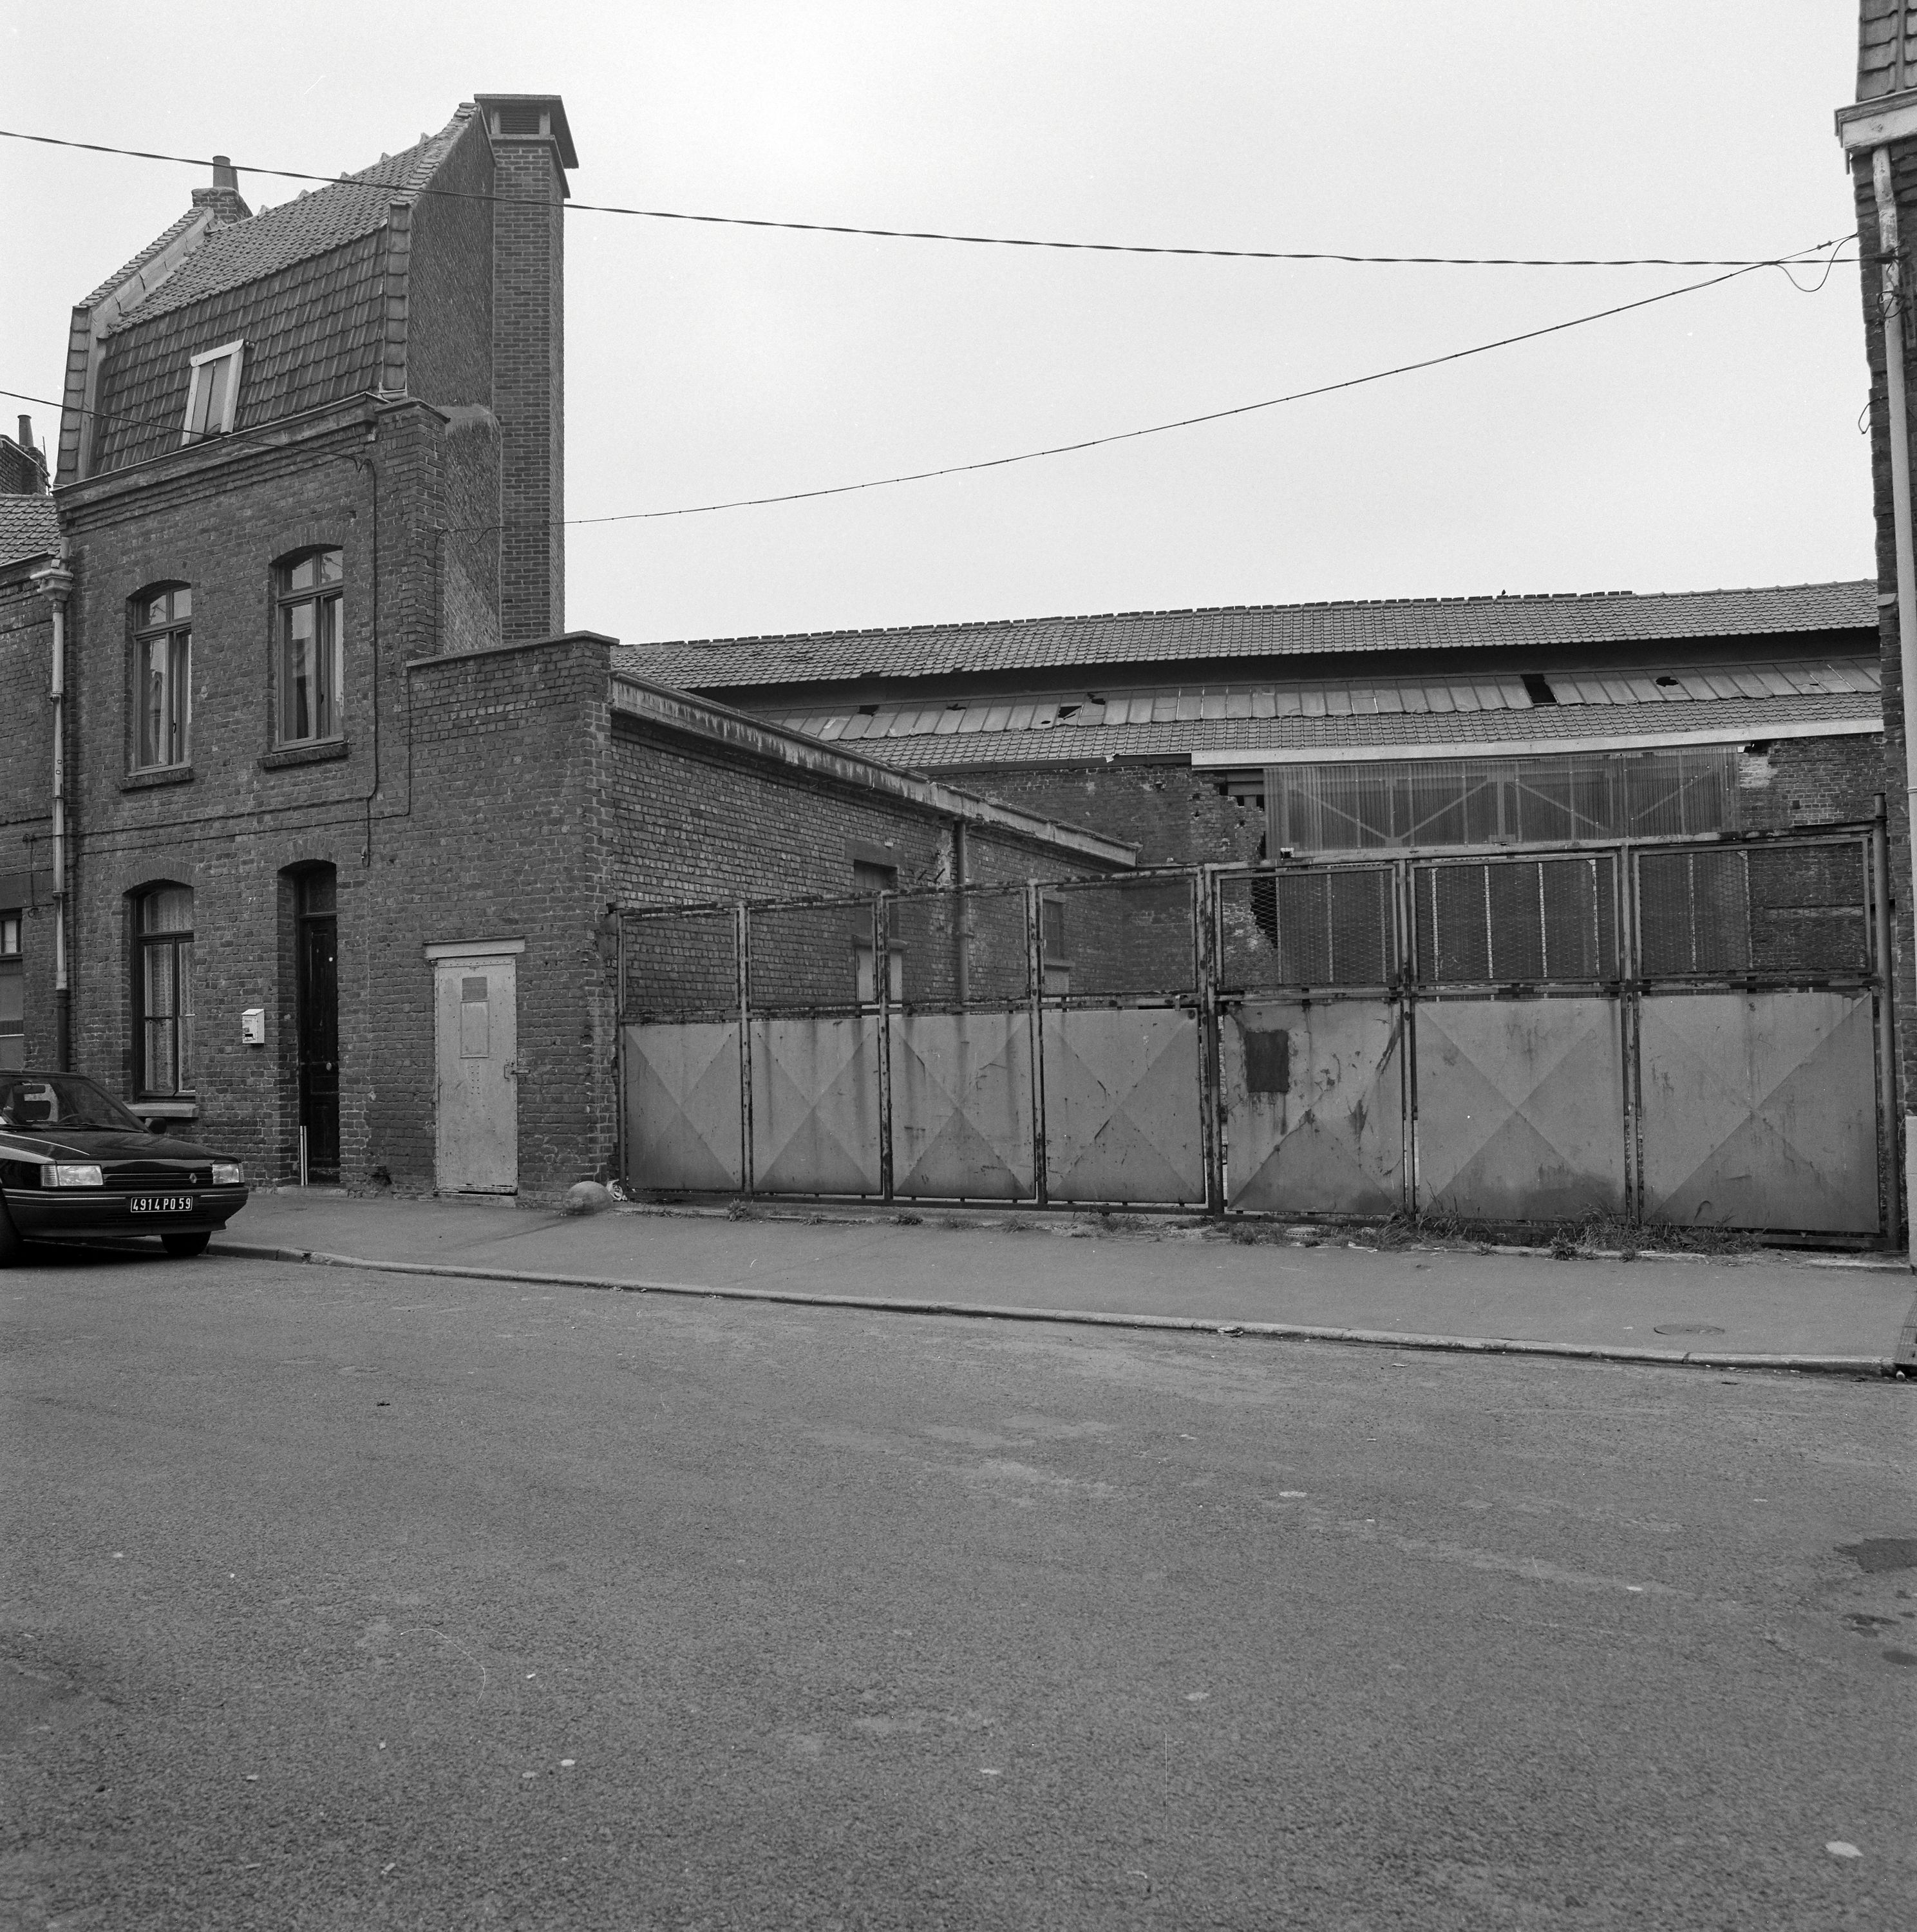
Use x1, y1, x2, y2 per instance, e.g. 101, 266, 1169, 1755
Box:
1040, 873, 1197, 1000
1412, 854, 1618, 987
1636, 838, 1872, 980
1217, 866, 1396, 991
886, 885, 1031, 1008
621, 905, 737, 1019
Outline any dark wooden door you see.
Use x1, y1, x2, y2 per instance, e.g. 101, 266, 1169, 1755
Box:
297, 912, 339, 1179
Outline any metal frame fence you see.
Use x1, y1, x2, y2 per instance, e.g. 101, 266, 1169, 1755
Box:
616, 815, 1895, 1237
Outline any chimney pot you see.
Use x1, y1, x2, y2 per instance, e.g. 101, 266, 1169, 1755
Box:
15, 416, 31, 449
212, 153, 237, 191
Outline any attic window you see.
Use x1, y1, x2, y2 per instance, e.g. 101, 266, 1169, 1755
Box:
182, 341, 243, 443
495, 104, 547, 137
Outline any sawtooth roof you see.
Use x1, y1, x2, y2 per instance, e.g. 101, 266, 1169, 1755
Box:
616, 581, 1877, 692
0, 497, 61, 569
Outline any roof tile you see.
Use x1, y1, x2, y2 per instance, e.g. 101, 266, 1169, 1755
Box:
615, 582, 1878, 691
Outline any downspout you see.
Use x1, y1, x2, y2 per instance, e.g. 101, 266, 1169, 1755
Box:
33, 559, 75, 1070
1870, 146, 1917, 1255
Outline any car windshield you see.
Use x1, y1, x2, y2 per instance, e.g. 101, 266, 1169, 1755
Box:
0, 1074, 147, 1133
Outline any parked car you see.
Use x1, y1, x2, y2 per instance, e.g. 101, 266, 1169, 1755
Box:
0, 1071, 249, 1265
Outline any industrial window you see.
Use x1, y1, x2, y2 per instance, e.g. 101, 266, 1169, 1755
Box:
0, 911, 21, 1072
1265, 748, 1741, 853
132, 586, 191, 770
182, 341, 244, 442
135, 885, 194, 1097
276, 548, 345, 745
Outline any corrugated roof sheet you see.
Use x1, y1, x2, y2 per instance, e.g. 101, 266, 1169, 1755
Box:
0, 497, 61, 568
821, 690, 1880, 770
614, 581, 1877, 690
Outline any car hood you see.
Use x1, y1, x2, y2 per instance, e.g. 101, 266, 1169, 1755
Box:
0, 1127, 222, 1162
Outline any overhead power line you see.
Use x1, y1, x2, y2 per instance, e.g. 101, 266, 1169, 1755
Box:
0, 242, 1844, 528
0, 126, 1856, 270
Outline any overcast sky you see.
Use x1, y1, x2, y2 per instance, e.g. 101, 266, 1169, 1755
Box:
2, 2, 1874, 645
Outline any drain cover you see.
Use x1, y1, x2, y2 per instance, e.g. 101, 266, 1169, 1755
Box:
1653, 1323, 1726, 1336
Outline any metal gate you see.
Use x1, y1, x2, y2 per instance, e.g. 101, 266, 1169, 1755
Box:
618, 819, 1895, 1238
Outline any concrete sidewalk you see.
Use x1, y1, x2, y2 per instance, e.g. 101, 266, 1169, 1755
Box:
207, 1189, 1917, 1376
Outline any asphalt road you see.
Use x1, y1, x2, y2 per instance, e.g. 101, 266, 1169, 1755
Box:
3, 1244, 1913, 1931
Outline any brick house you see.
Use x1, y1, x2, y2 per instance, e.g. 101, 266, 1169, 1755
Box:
619, 582, 1884, 868
0, 439, 62, 1075
1840, 1, 1917, 1244
19, 95, 1126, 1200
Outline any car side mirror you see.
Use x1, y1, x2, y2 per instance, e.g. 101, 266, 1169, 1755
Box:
146, 1115, 167, 1133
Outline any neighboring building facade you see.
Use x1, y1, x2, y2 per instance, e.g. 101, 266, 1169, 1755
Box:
619, 582, 1884, 867
17, 96, 1127, 1200
0, 468, 62, 1074
1842, 1, 1917, 1242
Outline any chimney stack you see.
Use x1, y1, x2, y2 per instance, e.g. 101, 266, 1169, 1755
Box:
191, 153, 251, 226
474, 93, 576, 644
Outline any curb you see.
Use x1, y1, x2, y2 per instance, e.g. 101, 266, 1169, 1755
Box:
209, 1240, 1896, 1377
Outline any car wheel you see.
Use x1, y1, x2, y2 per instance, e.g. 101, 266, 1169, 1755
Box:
0, 1197, 21, 1268
161, 1231, 211, 1258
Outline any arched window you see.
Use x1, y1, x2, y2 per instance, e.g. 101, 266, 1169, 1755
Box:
132, 586, 191, 770
276, 548, 345, 745
134, 885, 194, 1096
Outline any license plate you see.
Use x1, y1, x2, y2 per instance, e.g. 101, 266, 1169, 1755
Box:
130, 1196, 195, 1214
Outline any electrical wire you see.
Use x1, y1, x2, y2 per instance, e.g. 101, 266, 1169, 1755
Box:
0, 126, 1858, 270
569, 254, 1830, 525
0, 242, 1848, 529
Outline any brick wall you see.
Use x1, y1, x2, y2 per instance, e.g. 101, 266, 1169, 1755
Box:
0, 564, 57, 1065
952, 762, 1264, 867
489, 137, 565, 643
1853, 135, 1917, 1138
1737, 733, 1882, 828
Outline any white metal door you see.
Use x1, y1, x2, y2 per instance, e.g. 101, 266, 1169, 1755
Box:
434, 954, 518, 1193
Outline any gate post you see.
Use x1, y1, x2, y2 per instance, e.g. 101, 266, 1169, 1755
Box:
1026, 882, 1049, 1207
875, 893, 895, 1204
1395, 857, 1417, 1217
1196, 868, 1224, 1215
613, 907, 625, 1190
1618, 845, 1641, 1227
1872, 799, 1901, 1247
735, 902, 754, 1195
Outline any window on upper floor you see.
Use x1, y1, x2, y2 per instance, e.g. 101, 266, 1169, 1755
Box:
0, 910, 22, 1072
276, 548, 345, 745
132, 587, 191, 770
134, 885, 194, 1097
182, 341, 244, 442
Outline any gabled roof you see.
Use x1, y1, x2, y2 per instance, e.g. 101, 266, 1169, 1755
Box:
0, 497, 61, 569
615, 580, 1878, 692
103, 110, 474, 335
75, 209, 209, 313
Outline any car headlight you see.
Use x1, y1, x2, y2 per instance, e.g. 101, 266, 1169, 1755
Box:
44, 1163, 104, 1188
212, 1162, 244, 1186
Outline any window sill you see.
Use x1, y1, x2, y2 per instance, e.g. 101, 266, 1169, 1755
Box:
260, 739, 348, 770
131, 1098, 198, 1120
122, 765, 193, 791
